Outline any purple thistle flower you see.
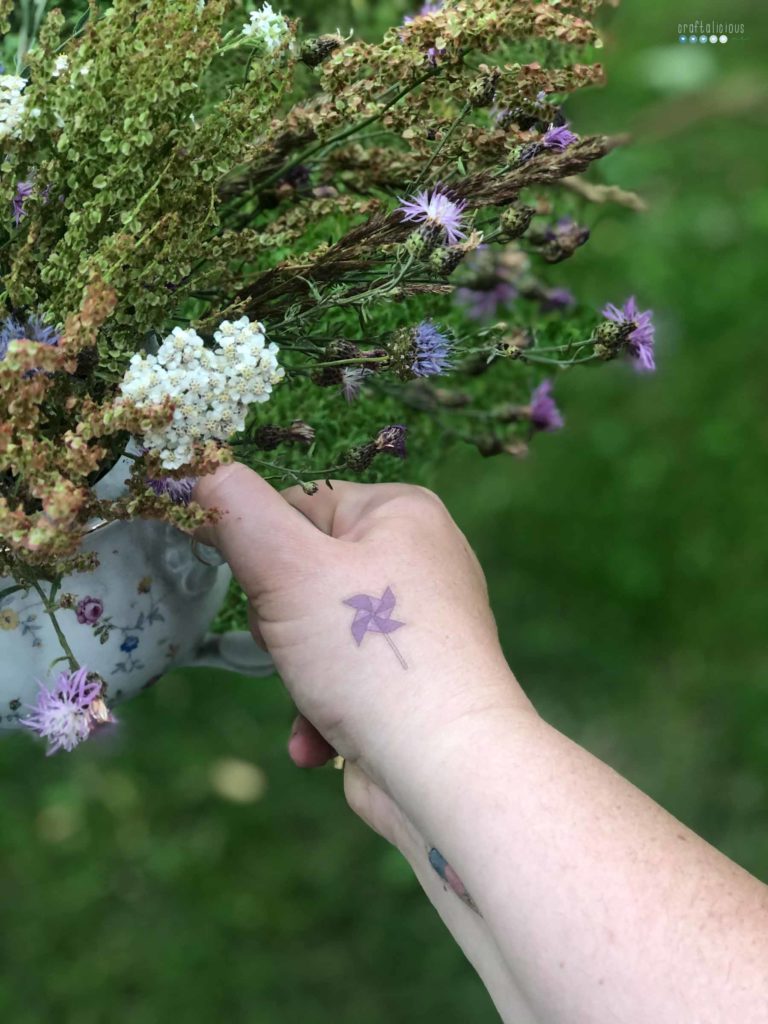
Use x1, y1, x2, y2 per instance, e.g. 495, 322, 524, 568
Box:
529, 380, 564, 432
12, 179, 34, 226
147, 475, 197, 505
398, 187, 467, 246
412, 320, 453, 377
455, 282, 518, 321
0, 314, 61, 361
602, 296, 656, 372
541, 122, 578, 151
374, 424, 408, 458
538, 286, 575, 313
21, 666, 115, 755
532, 217, 590, 264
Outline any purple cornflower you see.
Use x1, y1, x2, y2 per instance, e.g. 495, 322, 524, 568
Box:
455, 282, 518, 321
398, 187, 467, 246
538, 287, 575, 313
412, 320, 453, 377
147, 475, 196, 505
529, 380, 564, 432
602, 296, 656, 372
12, 179, 34, 226
374, 425, 408, 458
0, 314, 61, 360
541, 123, 578, 150
21, 666, 115, 755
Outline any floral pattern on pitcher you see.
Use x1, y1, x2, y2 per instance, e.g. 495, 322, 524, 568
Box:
60, 576, 170, 678
0, 595, 43, 649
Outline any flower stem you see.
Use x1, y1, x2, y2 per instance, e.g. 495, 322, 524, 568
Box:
412, 101, 472, 191
31, 578, 79, 673
259, 75, 433, 193
306, 356, 389, 370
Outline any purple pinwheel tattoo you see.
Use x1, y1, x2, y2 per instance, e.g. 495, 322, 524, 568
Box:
343, 586, 408, 669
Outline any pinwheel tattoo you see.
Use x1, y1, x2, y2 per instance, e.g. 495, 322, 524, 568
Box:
343, 586, 408, 669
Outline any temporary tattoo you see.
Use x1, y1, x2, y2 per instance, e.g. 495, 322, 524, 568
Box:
428, 847, 480, 915
343, 586, 407, 669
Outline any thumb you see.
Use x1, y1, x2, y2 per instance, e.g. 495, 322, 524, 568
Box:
193, 462, 326, 597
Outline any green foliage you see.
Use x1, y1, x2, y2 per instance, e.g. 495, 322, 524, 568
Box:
2, 0, 627, 583
0, 2, 766, 1022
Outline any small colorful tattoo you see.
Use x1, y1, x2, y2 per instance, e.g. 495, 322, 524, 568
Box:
428, 847, 480, 914
343, 586, 407, 669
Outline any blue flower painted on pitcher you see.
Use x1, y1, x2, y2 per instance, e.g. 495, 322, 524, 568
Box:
120, 635, 139, 654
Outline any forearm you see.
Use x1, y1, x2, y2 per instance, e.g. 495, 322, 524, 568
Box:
345, 760, 538, 1022
365, 670, 768, 1024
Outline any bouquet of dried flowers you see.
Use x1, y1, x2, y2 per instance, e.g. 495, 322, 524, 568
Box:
0, 0, 655, 750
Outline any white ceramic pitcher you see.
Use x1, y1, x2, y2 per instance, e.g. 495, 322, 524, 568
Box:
0, 453, 273, 731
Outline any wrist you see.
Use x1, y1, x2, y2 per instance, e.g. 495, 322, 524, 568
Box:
356, 653, 534, 790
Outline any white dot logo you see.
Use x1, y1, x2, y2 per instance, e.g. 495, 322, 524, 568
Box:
719, 34, 728, 43
709, 34, 718, 43
699, 34, 708, 42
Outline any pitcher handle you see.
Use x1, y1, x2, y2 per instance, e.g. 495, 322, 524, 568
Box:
185, 631, 276, 677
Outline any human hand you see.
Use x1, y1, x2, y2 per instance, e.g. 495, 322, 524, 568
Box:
194, 463, 528, 780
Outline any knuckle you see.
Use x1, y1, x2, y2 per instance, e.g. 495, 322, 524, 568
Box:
393, 484, 448, 517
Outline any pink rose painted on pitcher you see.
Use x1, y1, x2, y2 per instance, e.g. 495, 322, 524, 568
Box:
76, 596, 104, 625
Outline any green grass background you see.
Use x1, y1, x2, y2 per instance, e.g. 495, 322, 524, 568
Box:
1, 2, 767, 1020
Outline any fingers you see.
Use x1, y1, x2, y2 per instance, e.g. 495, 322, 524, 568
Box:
287, 714, 336, 768
193, 463, 328, 596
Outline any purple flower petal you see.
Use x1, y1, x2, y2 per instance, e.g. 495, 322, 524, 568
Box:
529, 379, 564, 432
412, 320, 453, 377
601, 296, 657, 373
541, 123, 578, 150
21, 666, 115, 755
398, 187, 467, 246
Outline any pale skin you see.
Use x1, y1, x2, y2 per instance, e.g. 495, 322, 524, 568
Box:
194, 464, 768, 1024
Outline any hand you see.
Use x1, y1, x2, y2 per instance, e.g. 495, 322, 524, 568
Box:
194, 463, 528, 778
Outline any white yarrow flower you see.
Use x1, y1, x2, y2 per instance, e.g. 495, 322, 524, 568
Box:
119, 318, 283, 470
241, 2, 289, 50
0, 75, 29, 141
51, 54, 70, 78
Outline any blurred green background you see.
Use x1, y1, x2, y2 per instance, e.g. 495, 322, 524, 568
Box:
2, 2, 767, 1021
